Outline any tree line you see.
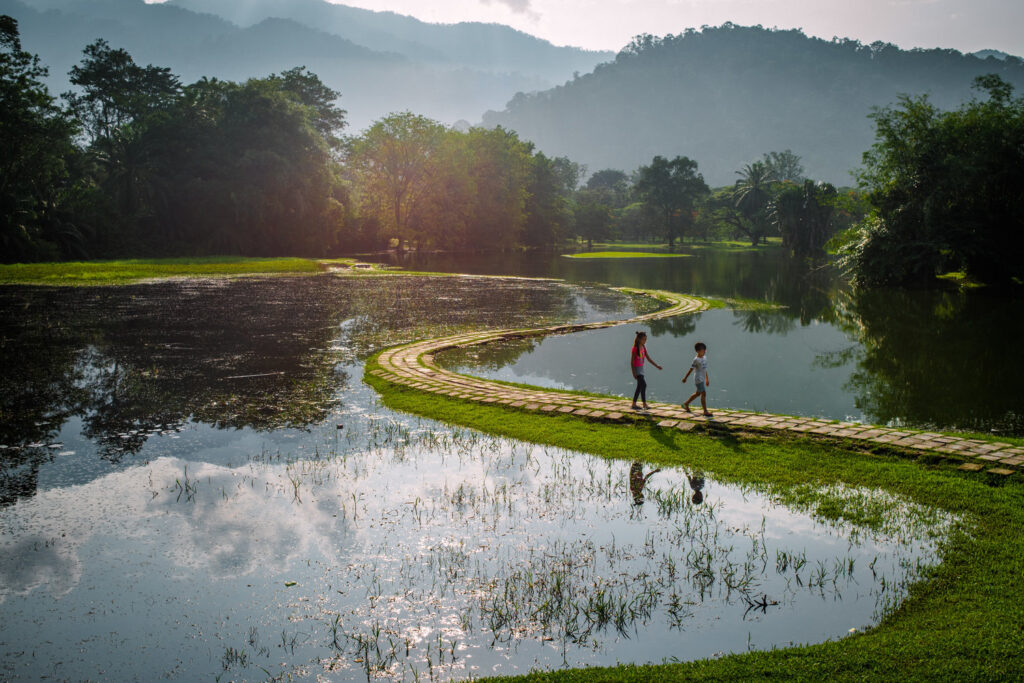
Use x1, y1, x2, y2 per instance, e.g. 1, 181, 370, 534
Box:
575, 149, 865, 257
4, 16, 1021, 288
0, 17, 861, 262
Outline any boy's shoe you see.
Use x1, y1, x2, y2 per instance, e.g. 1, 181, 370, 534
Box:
703, 412, 714, 417
682, 404, 692, 412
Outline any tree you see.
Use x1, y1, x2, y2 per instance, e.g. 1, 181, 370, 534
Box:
771, 180, 837, 256
268, 66, 347, 143
585, 169, 630, 209
435, 126, 532, 250
634, 155, 708, 246
574, 189, 612, 247
762, 149, 805, 183
842, 75, 1024, 286
345, 111, 446, 248
522, 152, 575, 247
586, 169, 628, 194
731, 161, 774, 245
62, 40, 183, 235
617, 201, 659, 242
64, 39, 182, 145
0, 15, 85, 262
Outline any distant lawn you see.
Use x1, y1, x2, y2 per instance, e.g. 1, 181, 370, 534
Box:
0, 257, 337, 286
563, 251, 691, 259
587, 238, 784, 253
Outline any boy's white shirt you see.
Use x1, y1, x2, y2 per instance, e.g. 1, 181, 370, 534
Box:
691, 355, 708, 383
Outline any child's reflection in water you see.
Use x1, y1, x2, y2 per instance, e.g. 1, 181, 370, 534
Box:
629, 462, 661, 505
688, 472, 705, 505
628, 463, 706, 507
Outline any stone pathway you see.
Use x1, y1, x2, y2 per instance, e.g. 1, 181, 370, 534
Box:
369, 287, 1022, 476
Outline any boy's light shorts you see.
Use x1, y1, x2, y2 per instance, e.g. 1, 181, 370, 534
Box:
695, 381, 706, 394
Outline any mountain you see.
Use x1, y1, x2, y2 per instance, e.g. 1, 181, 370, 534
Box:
482, 25, 1024, 185
972, 49, 1015, 61
3, 0, 611, 131
165, 0, 613, 83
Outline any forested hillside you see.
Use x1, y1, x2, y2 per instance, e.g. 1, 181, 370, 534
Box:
483, 24, 1024, 185
2, 0, 610, 130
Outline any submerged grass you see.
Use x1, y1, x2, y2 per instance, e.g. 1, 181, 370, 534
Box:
562, 251, 691, 259
364, 355, 1024, 682
0, 256, 331, 285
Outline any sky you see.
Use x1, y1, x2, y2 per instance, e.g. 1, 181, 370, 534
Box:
329, 0, 1024, 56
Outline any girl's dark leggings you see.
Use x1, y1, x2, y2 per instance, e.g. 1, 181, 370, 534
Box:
633, 374, 647, 403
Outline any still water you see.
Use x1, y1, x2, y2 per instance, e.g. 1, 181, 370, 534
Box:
377, 248, 1024, 436
0, 263, 985, 680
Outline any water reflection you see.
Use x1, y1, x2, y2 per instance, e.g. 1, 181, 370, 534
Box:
0, 422, 956, 681
628, 461, 661, 505
409, 250, 1023, 435
833, 288, 1024, 434
688, 471, 706, 505
0, 276, 633, 504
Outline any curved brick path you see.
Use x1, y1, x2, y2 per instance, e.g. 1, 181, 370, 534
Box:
369, 287, 1022, 475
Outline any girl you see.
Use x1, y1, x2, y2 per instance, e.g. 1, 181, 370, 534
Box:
630, 331, 662, 410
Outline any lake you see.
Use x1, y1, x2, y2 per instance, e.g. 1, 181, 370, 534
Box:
0, 253, 1007, 680
376, 248, 1024, 436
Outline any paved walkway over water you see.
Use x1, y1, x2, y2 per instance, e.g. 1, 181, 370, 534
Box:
370, 288, 1022, 475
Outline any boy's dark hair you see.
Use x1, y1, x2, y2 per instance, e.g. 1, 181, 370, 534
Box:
694, 342, 706, 352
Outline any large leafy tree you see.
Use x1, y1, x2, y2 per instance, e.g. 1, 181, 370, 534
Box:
345, 111, 446, 248
153, 73, 348, 255
458, 126, 532, 250
62, 40, 183, 239
522, 153, 576, 247
843, 75, 1024, 287
0, 15, 84, 262
634, 155, 708, 247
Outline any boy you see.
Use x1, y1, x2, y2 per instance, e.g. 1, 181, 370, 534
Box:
681, 341, 712, 416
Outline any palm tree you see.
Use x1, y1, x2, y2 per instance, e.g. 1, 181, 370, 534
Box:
733, 161, 773, 245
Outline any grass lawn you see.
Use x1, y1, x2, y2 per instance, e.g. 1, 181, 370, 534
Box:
0, 256, 342, 285
365, 355, 1024, 682
563, 251, 691, 259
588, 238, 784, 252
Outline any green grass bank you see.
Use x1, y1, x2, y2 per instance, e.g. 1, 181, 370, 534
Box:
0, 256, 348, 285
364, 356, 1024, 682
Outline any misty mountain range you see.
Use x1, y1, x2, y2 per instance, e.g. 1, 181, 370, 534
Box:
3, 0, 611, 130
5, 0, 1024, 185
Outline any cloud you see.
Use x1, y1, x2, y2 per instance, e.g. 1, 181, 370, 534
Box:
480, 0, 540, 20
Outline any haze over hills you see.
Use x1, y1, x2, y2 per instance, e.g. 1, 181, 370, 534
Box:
165, 0, 611, 82
6, 0, 1023, 184
484, 25, 1024, 185
3, 0, 612, 131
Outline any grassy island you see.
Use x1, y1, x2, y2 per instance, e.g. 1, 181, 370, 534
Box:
563, 251, 691, 259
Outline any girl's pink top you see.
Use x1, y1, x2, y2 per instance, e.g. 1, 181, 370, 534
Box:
631, 346, 647, 368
